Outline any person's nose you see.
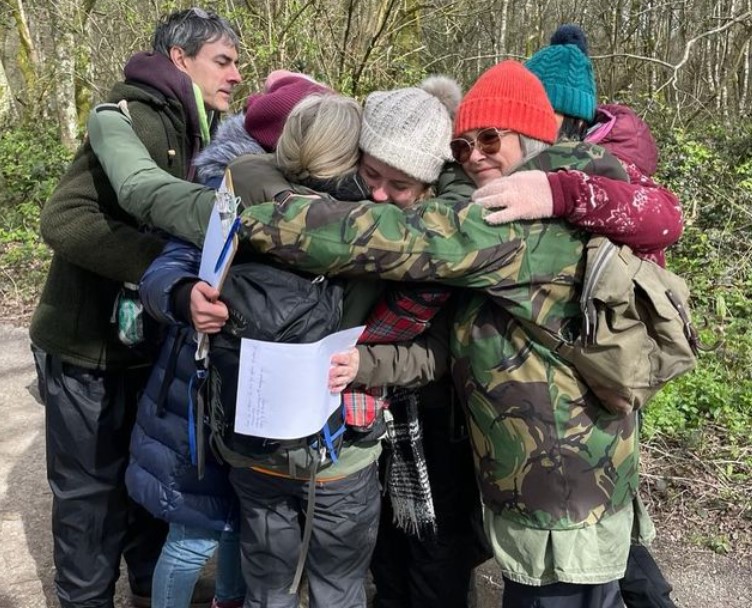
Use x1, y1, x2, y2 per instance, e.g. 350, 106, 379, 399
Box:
228, 64, 242, 85
468, 145, 485, 162
371, 185, 390, 203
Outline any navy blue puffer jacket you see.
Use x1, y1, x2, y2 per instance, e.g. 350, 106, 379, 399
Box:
125, 240, 238, 532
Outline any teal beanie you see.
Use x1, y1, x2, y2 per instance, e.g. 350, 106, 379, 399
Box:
525, 25, 596, 122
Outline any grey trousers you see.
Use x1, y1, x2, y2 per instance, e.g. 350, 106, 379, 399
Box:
35, 347, 167, 608
229, 463, 380, 608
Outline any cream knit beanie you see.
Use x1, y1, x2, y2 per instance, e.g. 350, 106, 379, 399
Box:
359, 76, 462, 184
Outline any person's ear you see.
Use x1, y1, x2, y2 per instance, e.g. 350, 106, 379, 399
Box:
169, 46, 189, 73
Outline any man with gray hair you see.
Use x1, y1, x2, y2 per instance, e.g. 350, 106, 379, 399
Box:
29, 7, 241, 608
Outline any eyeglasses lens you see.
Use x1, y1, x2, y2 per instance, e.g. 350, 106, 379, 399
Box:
450, 139, 472, 163
450, 129, 503, 163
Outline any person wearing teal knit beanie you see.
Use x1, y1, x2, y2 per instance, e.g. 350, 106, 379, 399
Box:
525, 24, 597, 139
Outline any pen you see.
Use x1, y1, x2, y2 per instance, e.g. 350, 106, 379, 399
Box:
214, 217, 241, 273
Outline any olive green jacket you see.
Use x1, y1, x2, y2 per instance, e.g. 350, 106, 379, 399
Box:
30, 80, 202, 369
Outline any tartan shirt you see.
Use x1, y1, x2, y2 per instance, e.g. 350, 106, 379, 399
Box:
342, 287, 451, 429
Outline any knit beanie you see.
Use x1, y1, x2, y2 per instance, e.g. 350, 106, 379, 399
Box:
525, 25, 597, 122
244, 73, 331, 151
453, 60, 558, 144
359, 75, 462, 184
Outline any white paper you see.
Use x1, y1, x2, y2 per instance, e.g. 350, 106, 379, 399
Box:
197, 206, 225, 284
233, 326, 365, 439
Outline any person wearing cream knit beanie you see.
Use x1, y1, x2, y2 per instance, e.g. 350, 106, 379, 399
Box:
357, 74, 498, 608
358, 75, 461, 206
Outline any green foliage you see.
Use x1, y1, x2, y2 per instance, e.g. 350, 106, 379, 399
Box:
642, 117, 752, 443
688, 532, 732, 555
0, 125, 72, 212
0, 124, 72, 311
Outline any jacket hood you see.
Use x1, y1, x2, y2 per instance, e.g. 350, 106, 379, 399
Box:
586, 104, 658, 176
123, 52, 203, 154
193, 113, 265, 185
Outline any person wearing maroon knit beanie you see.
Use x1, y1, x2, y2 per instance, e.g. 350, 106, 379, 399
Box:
192, 70, 333, 190
243, 71, 331, 151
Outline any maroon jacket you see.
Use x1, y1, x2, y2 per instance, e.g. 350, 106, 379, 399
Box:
548, 104, 682, 267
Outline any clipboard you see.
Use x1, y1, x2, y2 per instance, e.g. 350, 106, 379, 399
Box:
212, 217, 241, 288
196, 169, 239, 360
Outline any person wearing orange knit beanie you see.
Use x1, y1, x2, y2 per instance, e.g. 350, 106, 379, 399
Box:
469, 31, 683, 270
444, 60, 630, 608
451, 60, 558, 188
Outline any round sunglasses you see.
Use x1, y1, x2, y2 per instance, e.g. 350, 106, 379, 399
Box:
450, 128, 512, 164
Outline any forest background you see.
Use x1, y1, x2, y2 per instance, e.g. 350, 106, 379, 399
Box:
0, 0, 750, 558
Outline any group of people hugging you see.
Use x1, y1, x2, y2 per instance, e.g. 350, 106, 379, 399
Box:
30, 7, 684, 608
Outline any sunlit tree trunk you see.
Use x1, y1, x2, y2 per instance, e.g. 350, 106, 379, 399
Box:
740, 41, 751, 113
0, 58, 17, 124
51, 0, 82, 150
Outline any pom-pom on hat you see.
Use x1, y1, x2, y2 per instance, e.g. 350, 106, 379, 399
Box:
525, 24, 597, 122
244, 72, 331, 151
359, 75, 462, 184
453, 60, 558, 144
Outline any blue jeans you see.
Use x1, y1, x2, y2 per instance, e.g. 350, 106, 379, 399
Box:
152, 523, 245, 608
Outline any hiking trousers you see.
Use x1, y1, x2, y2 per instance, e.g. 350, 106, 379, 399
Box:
502, 578, 624, 608
620, 544, 678, 608
35, 348, 168, 608
229, 463, 380, 608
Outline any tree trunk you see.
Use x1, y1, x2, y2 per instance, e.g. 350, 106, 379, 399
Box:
5, 0, 40, 91
52, 0, 81, 150
0, 58, 18, 124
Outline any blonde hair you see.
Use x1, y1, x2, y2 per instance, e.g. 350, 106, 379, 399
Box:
275, 93, 362, 182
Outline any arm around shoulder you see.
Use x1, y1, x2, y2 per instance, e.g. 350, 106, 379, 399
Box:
87, 104, 216, 247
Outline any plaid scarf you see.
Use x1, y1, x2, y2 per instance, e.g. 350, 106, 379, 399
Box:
342, 287, 450, 430
383, 388, 437, 538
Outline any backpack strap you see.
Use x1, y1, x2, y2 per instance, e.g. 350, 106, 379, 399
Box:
288, 448, 323, 595
188, 367, 208, 479
320, 402, 347, 463
518, 318, 576, 360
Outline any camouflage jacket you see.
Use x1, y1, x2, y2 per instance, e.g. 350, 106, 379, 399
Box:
239, 142, 639, 532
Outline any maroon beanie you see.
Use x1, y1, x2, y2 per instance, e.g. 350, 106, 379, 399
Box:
244, 73, 331, 151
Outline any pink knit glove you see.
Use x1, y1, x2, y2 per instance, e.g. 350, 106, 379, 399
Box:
472, 170, 554, 225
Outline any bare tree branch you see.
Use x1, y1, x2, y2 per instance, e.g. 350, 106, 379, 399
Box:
655, 10, 752, 97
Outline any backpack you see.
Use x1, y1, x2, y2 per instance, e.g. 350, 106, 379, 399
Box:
527, 236, 699, 416
198, 261, 346, 468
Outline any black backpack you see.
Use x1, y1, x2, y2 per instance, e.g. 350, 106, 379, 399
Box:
199, 261, 346, 469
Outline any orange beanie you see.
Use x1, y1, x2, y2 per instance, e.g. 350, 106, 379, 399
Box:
453, 60, 558, 144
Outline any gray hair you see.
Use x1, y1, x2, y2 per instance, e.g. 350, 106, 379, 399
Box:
507, 135, 551, 173
276, 94, 362, 182
152, 7, 239, 58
